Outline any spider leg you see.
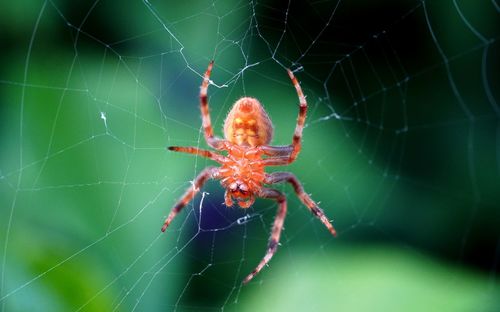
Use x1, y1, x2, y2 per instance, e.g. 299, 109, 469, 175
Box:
200, 61, 226, 150
168, 146, 226, 163
161, 166, 218, 232
265, 172, 337, 236
260, 145, 293, 157
260, 156, 292, 166
287, 69, 307, 162
250, 155, 299, 167
255, 69, 307, 164
243, 188, 286, 284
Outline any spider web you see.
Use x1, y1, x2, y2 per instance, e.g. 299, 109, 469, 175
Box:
1, 0, 499, 311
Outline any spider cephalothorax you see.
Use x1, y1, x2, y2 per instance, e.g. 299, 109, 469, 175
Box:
219, 144, 265, 208
163, 61, 336, 284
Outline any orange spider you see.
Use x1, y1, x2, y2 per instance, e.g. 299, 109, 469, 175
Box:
163, 61, 336, 284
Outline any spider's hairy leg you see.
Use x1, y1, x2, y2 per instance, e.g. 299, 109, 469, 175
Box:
265, 172, 337, 236
200, 61, 225, 150
286, 68, 307, 163
253, 154, 299, 167
255, 69, 308, 164
243, 188, 286, 284
161, 166, 218, 232
260, 156, 292, 166
260, 145, 293, 157
167, 146, 226, 163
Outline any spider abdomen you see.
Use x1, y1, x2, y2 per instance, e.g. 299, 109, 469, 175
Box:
223, 97, 274, 147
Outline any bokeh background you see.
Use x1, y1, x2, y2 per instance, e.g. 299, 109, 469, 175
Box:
1, 0, 499, 311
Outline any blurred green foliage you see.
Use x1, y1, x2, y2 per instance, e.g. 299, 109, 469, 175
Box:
238, 246, 499, 312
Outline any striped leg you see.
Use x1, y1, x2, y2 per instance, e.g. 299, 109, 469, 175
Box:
167, 146, 226, 163
161, 166, 218, 232
256, 69, 307, 163
200, 61, 225, 150
260, 145, 293, 157
265, 172, 336, 236
243, 188, 287, 284
260, 156, 292, 166
286, 69, 307, 162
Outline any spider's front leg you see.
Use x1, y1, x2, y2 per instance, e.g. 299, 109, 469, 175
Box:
256, 69, 308, 164
286, 69, 307, 162
243, 188, 286, 284
161, 166, 218, 232
200, 61, 226, 150
265, 172, 336, 236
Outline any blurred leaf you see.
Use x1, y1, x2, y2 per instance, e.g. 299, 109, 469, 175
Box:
238, 246, 500, 312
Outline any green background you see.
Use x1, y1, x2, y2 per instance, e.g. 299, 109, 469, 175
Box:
1, 0, 499, 311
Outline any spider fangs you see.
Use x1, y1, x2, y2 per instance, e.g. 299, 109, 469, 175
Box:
163, 61, 337, 284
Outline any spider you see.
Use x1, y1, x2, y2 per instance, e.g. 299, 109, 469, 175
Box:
163, 61, 336, 284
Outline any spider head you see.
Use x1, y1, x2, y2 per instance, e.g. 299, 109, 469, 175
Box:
223, 97, 274, 147
229, 180, 250, 198
228, 180, 254, 208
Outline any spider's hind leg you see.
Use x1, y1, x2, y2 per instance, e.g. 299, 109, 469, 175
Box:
243, 188, 286, 284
